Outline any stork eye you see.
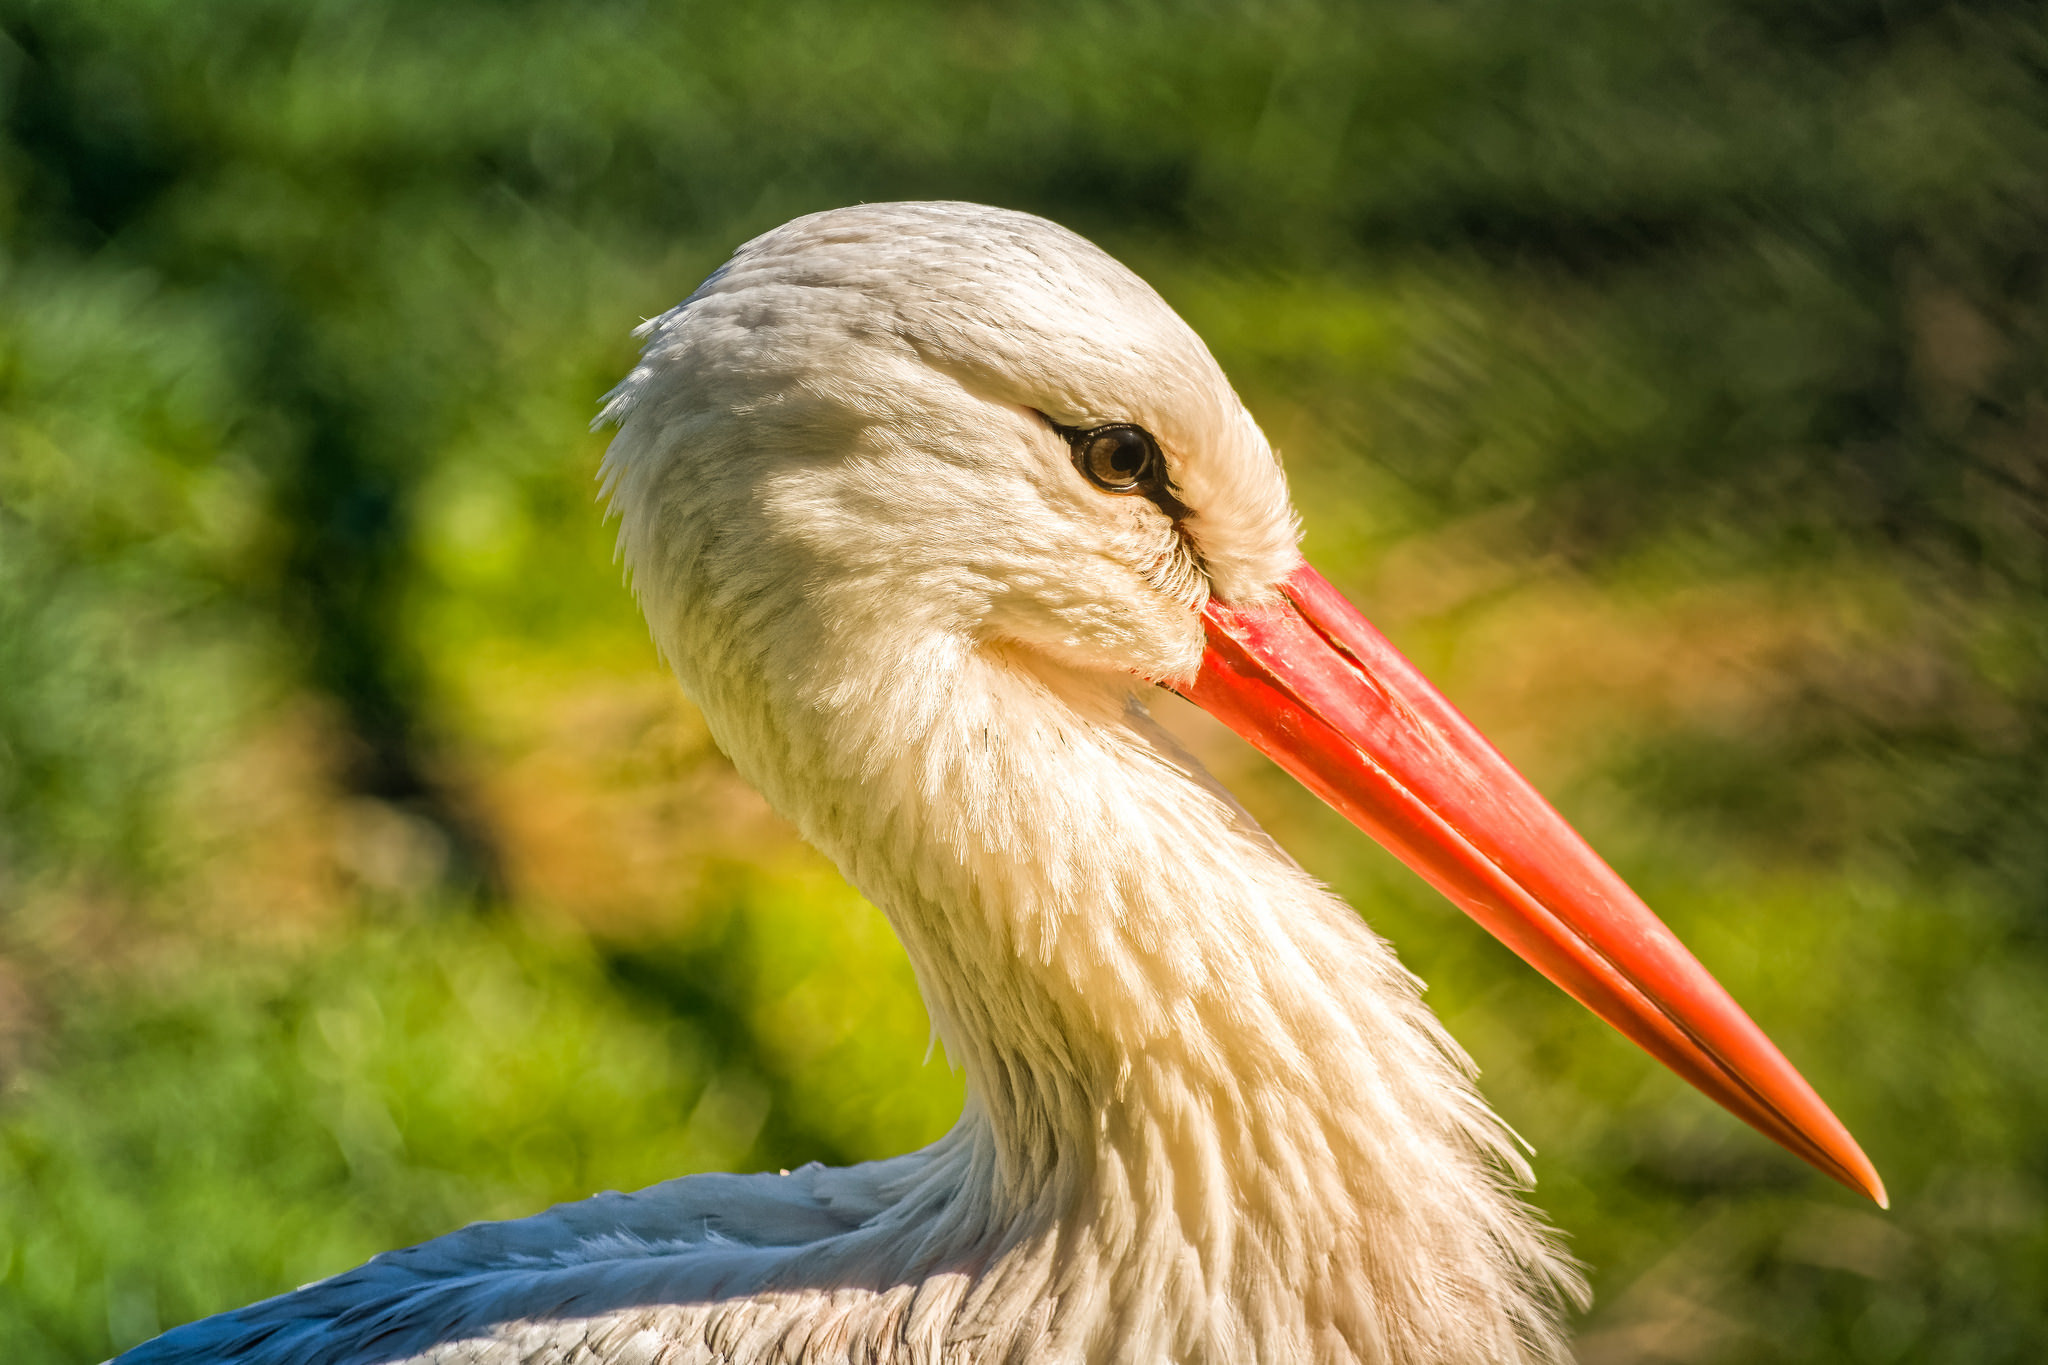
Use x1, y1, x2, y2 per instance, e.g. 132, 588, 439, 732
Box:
1073, 425, 1159, 492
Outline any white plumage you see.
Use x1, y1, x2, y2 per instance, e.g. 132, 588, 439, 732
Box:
121, 201, 1878, 1365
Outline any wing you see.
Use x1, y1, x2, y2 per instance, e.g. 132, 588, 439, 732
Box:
115, 1159, 911, 1365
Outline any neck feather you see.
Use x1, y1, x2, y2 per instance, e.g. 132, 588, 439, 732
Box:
693, 630, 1583, 1362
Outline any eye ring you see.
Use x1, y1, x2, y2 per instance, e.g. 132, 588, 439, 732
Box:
1072, 424, 1159, 493
1036, 411, 1193, 520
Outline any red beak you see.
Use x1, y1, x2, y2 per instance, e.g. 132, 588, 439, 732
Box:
1178, 562, 1885, 1205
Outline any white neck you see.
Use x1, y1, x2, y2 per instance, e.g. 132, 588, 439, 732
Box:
683, 622, 1583, 1363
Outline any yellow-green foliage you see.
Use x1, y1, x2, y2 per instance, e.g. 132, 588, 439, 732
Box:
0, 872, 961, 1361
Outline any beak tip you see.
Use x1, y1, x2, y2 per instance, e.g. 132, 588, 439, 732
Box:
1826, 1141, 1887, 1208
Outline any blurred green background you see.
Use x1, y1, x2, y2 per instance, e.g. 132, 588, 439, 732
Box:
2, 1, 2045, 1360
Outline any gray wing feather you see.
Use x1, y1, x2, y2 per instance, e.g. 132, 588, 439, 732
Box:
116, 1162, 892, 1365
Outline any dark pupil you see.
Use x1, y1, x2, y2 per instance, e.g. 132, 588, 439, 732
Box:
1088, 431, 1147, 485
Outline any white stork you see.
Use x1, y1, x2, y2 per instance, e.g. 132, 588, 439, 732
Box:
122, 202, 1882, 1365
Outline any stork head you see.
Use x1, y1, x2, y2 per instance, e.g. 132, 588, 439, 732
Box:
600, 201, 1297, 694
599, 201, 1884, 1207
